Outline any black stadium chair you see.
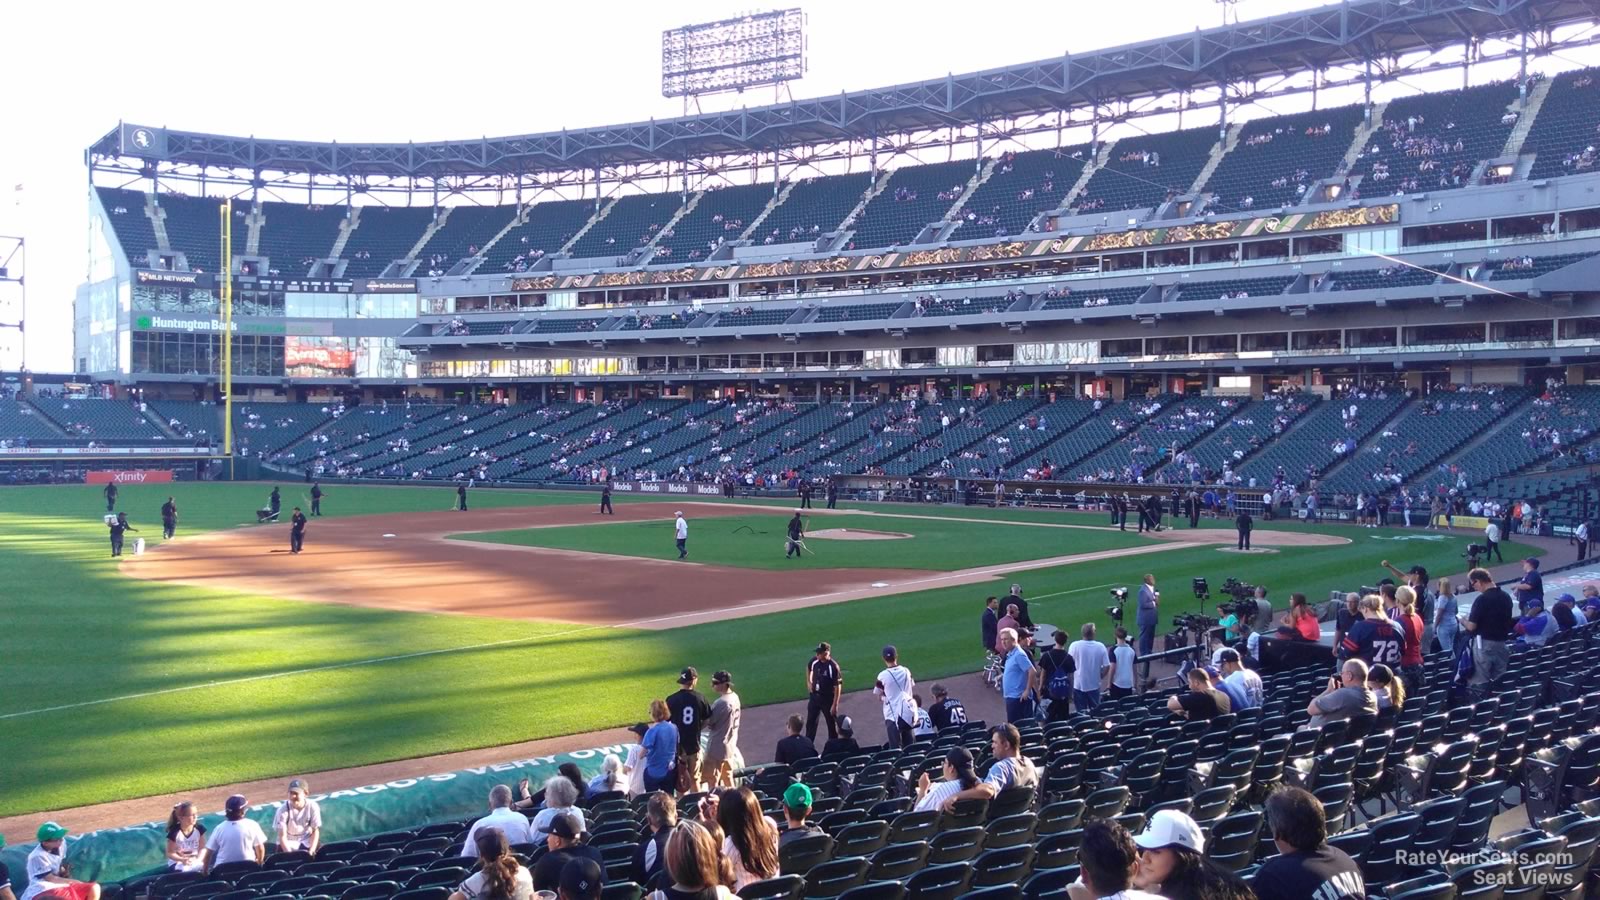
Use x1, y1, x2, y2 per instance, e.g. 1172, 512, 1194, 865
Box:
390, 891, 448, 900
599, 883, 643, 900
866, 841, 927, 882
264, 876, 325, 896
176, 882, 235, 900
211, 890, 261, 900
209, 861, 264, 881
740, 876, 806, 900
780, 833, 836, 875
338, 882, 401, 900
835, 882, 905, 900
905, 864, 972, 900
803, 857, 870, 900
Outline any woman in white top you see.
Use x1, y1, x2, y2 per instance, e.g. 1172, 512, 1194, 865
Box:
450, 828, 534, 900
528, 776, 586, 844
707, 786, 778, 891
165, 802, 206, 873
914, 747, 981, 813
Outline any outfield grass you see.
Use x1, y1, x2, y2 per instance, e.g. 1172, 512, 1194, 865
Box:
0, 482, 1541, 817
454, 511, 1152, 570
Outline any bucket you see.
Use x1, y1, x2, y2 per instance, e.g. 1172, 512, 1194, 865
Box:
133, 538, 146, 556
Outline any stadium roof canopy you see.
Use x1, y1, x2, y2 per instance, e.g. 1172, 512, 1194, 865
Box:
89, 0, 1595, 181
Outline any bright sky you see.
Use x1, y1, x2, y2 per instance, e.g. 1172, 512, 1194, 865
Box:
0, 0, 1581, 372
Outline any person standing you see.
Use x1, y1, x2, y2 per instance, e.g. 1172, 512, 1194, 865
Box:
1484, 520, 1503, 563
640, 701, 678, 795
1112, 494, 1127, 531
600, 482, 614, 515
980, 596, 1000, 661
103, 482, 118, 513
1040, 629, 1076, 720
785, 511, 805, 558
825, 479, 838, 509
1236, 508, 1254, 550
108, 512, 137, 558
1136, 574, 1159, 679
1186, 490, 1201, 528
667, 668, 712, 794
1433, 578, 1460, 658
701, 671, 741, 789
289, 508, 307, 554
1068, 623, 1111, 712
998, 628, 1040, 724
457, 482, 469, 512
1003, 583, 1033, 631
160, 497, 178, 540
874, 646, 916, 749
1110, 627, 1137, 699
804, 642, 842, 743
269, 486, 281, 519
673, 510, 688, 559
309, 482, 324, 517
1466, 567, 1514, 700
799, 481, 813, 509
1578, 521, 1591, 561
1514, 558, 1544, 611
273, 779, 322, 857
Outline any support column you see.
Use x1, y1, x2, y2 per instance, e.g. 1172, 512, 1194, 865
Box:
817, 381, 823, 403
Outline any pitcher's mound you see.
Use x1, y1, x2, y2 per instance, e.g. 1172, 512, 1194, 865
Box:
808, 528, 913, 541
1145, 527, 1350, 547
1218, 547, 1280, 554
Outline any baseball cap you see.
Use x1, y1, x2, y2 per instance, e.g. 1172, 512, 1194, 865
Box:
1135, 809, 1206, 854
674, 510, 683, 516
548, 811, 583, 840
838, 715, 854, 736
559, 857, 603, 900
1558, 593, 1576, 604
882, 645, 897, 660
225, 794, 249, 813
1527, 597, 1545, 609
288, 779, 307, 793
1406, 566, 1427, 576
36, 822, 68, 843
712, 670, 733, 687
1525, 557, 1540, 567
815, 642, 830, 654
627, 722, 650, 738
783, 782, 814, 810
678, 666, 698, 685
1217, 648, 1241, 664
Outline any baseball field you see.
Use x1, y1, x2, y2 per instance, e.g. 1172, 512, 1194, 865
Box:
0, 481, 1537, 819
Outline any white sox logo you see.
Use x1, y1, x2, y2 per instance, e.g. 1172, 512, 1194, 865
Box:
131, 128, 154, 150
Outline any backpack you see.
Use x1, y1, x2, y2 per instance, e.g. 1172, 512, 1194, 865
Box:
1046, 648, 1075, 701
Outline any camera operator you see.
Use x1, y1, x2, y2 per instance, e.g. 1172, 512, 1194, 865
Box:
1136, 575, 1160, 676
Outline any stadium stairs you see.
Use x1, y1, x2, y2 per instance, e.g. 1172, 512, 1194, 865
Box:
1293, 396, 1416, 492
272, 405, 457, 470
1235, 392, 1408, 489
1058, 141, 1115, 211
1144, 395, 1320, 484
434, 404, 619, 481
1320, 390, 1533, 496
1408, 387, 1600, 499
507, 400, 687, 481
1065, 396, 1234, 481
878, 399, 1043, 477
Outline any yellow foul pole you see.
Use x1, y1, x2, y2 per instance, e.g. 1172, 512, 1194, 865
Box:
220, 199, 234, 456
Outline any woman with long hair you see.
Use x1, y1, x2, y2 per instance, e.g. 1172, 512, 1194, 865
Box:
1433, 577, 1460, 658
1285, 593, 1321, 642
1131, 810, 1254, 900
646, 821, 739, 900
913, 746, 981, 812
713, 787, 779, 890
165, 801, 207, 873
1368, 663, 1406, 712
1390, 585, 1426, 695
449, 828, 533, 900
588, 753, 625, 797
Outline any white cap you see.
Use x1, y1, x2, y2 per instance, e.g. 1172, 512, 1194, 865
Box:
675, 511, 683, 516
1134, 809, 1206, 854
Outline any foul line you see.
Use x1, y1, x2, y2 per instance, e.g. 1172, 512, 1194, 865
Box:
0, 624, 610, 722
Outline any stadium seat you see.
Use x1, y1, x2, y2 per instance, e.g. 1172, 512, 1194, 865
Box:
739, 875, 806, 900
865, 840, 928, 881
338, 884, 401, 900
780, 833, 836, 876
802, 857, 870, 900
903, 863, 973, 900
969, 845, 1035, 887
928, 827, 987, 865
834, 882, 905, 900
390, 890, 449, 900
955, 887, 1023, 900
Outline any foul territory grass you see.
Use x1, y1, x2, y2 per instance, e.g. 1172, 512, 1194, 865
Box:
452, 512, 1153, 570
0, 482, 1541, 817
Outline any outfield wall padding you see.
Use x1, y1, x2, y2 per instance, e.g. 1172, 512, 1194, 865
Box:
1, 743, 621, 889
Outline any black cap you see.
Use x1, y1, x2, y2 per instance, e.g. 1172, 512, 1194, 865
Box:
560, 857, 603, 900
712, 670, 732, 686
627, 723, 649, 738
548, 811, 583, 840
678, 667, 698, 685
815, 642, 830, 654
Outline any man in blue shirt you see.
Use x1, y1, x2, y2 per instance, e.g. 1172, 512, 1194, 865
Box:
1514, 557, 1544, 612
999, 628, 1040, 723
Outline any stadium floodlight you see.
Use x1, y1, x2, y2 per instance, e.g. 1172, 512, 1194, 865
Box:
662, 9, 806, 100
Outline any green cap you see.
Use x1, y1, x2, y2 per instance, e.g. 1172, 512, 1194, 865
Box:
783, 782, 814, 810
37, 822, 68, 842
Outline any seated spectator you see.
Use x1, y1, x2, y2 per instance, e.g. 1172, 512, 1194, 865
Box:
273, 779, 321, 857
463, 785, 533, 855
911, 693, 938, 738
1166, 669, 1231, 720
927, 684, 968, 732
632, 792, 677, 886
1285, 593, 1321, 642
1515, 597, 1555, 646
164, 801, 206, 873
821, 715, 859, 757
558, 858, 603, 900
587, 754, 625, 798
646, 821, 738, 900
710, 786, 779, 891
533, 813, 604, 893
914, 746, 981, 812
203, 795, 267, 874
1072, 819, 1164, 900
774, 713, 819, 766
1132, 810, 1253, 900
779, 783, 825, 846
25, 823, 102, 900
531, 776, 587, 844
1253, 787, 1366, 900
451, 828, 535, 900
1217, 649, 1263, 710
1306, 660, 1376, 728
944, 723, 1038, 806
1367, 663, 1405, 712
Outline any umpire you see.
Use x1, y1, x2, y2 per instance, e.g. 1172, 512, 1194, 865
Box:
600, 482, 614, 515
457, 482, 469, 511
104, 481, 118, 513
290, 507, 308, 554
310, 482, 324, 517
160, 496, 178, 540
1236, 508, 1254, 550
786, 511, 805, 557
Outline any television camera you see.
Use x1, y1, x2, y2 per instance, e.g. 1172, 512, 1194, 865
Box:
1107, 586, 1129, 621
1464, 543, 1487, 568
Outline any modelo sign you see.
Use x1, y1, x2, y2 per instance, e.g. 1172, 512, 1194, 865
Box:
86, 470, 174, 485
609, 481, 719, 495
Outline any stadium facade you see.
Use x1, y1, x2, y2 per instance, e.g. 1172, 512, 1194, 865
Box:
76, 0, 1600, 404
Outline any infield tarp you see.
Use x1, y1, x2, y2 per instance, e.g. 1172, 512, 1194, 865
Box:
1, 744, 620, 888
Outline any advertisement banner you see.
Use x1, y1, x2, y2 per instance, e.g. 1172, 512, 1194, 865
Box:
85, 470, 175, 485
286, 337, 355, 378
0, 447, 209, 457
608, 481, 723, 496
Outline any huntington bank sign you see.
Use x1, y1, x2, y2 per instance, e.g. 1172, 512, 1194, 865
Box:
135, 316, 285, 335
